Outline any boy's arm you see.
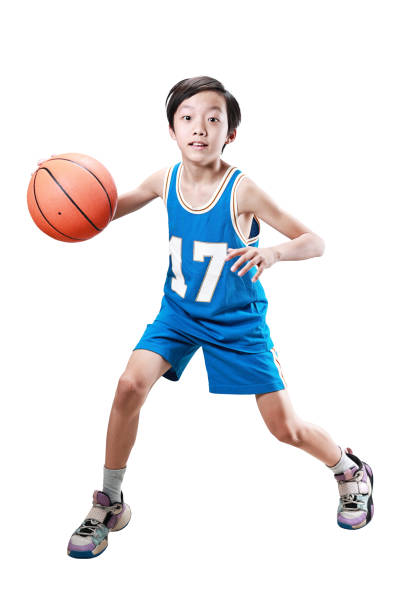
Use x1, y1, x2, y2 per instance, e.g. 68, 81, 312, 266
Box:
235, 177, 325, 259
225, 177, 325, 282
112, 167, 167, 221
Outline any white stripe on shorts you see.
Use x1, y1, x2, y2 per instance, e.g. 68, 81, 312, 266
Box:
271, 348, 287, 388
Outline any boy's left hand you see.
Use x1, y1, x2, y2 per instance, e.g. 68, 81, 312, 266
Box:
224, 246, 279, 282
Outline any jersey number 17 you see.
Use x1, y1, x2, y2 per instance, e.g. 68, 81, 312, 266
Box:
169, 235, 228, 303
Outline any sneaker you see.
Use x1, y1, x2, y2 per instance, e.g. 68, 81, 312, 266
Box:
334, 448, 374, 530
67, 490, 131, 558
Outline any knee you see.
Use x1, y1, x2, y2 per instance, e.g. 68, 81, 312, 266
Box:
273, 421, 305, 446
116, 374, 150, 403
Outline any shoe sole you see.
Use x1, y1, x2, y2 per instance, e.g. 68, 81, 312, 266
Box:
67, 506, 132, 558
337, 462, 374, 530
67, 538, 108, 559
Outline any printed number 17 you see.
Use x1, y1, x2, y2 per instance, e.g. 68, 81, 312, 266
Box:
169, 235, 227, 303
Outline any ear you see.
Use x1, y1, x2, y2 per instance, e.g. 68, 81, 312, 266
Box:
169, 124, 177, 141
225, 128, 237, 145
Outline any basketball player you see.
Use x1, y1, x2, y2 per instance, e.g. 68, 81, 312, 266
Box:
67, 76, 374, 558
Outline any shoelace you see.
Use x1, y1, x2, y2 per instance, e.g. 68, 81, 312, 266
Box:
338, 470, 367, 511
76, 518, 105, 537
75, 502, 122, 537
340, 493, 366, 510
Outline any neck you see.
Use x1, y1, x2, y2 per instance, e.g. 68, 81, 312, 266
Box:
180, 158, 229, 187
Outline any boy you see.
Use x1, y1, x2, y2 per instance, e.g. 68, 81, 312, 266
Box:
67, 76, 374, 558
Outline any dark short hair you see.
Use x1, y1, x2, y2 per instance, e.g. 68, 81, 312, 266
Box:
165, 76, 241, 154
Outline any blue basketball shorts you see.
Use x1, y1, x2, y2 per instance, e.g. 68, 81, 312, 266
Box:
133, 319, 287, 395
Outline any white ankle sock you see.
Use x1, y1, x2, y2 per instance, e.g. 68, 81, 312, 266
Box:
102, 465, 127, 503
326, 446, 358, 474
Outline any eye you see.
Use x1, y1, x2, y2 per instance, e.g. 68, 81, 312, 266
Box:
181, 115, 191, 120
209, 117, 219, 122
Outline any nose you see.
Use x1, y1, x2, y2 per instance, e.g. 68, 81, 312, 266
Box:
193, 118, 206, 136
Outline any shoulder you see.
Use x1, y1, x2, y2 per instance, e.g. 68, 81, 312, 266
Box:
144, 166, 174, 199
233, 173, 263, 215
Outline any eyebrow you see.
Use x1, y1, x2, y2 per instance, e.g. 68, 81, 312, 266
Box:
179, 104, 224, 113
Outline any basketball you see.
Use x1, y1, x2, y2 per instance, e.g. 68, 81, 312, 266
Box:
27, 153, 118, 242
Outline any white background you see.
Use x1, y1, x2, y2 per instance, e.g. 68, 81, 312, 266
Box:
2, 0, 406, 610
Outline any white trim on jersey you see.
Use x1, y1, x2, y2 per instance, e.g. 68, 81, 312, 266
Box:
230, 173, 261, 246
162, 166, 173, 208
176, 163, 237, 214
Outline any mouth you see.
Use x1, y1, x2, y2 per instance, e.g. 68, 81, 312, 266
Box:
189, 141, 208, 149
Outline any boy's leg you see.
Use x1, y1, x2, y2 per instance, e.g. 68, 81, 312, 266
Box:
105, 348, 172, 469
255, 389, 374, 530
68, 335, 197, 557
255, 389, 341, 466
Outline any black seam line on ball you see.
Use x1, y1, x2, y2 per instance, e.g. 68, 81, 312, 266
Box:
37, 167, 102, 232
46, 157, 113, 219
33, 170, 83, 241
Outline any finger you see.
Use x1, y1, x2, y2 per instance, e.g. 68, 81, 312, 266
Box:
231, 251, 257, 271
231, 254, 249, 271
237, 257, 260, 276
226, 247, 249, 260
228, 247, 247, 253
230, 249, 255, 268
37, 154, 57, 166
252, 264, 265, 282
237, 256, 261, 276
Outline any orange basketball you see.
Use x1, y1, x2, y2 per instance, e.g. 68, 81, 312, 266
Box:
27, 153, 118, 242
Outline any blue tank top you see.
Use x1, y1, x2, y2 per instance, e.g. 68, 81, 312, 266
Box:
156, 161, 274, 353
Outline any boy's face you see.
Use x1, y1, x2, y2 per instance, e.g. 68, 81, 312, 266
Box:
169, 90, 236, 161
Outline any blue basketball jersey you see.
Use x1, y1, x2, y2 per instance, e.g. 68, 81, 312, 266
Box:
155, 161, 274, 353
